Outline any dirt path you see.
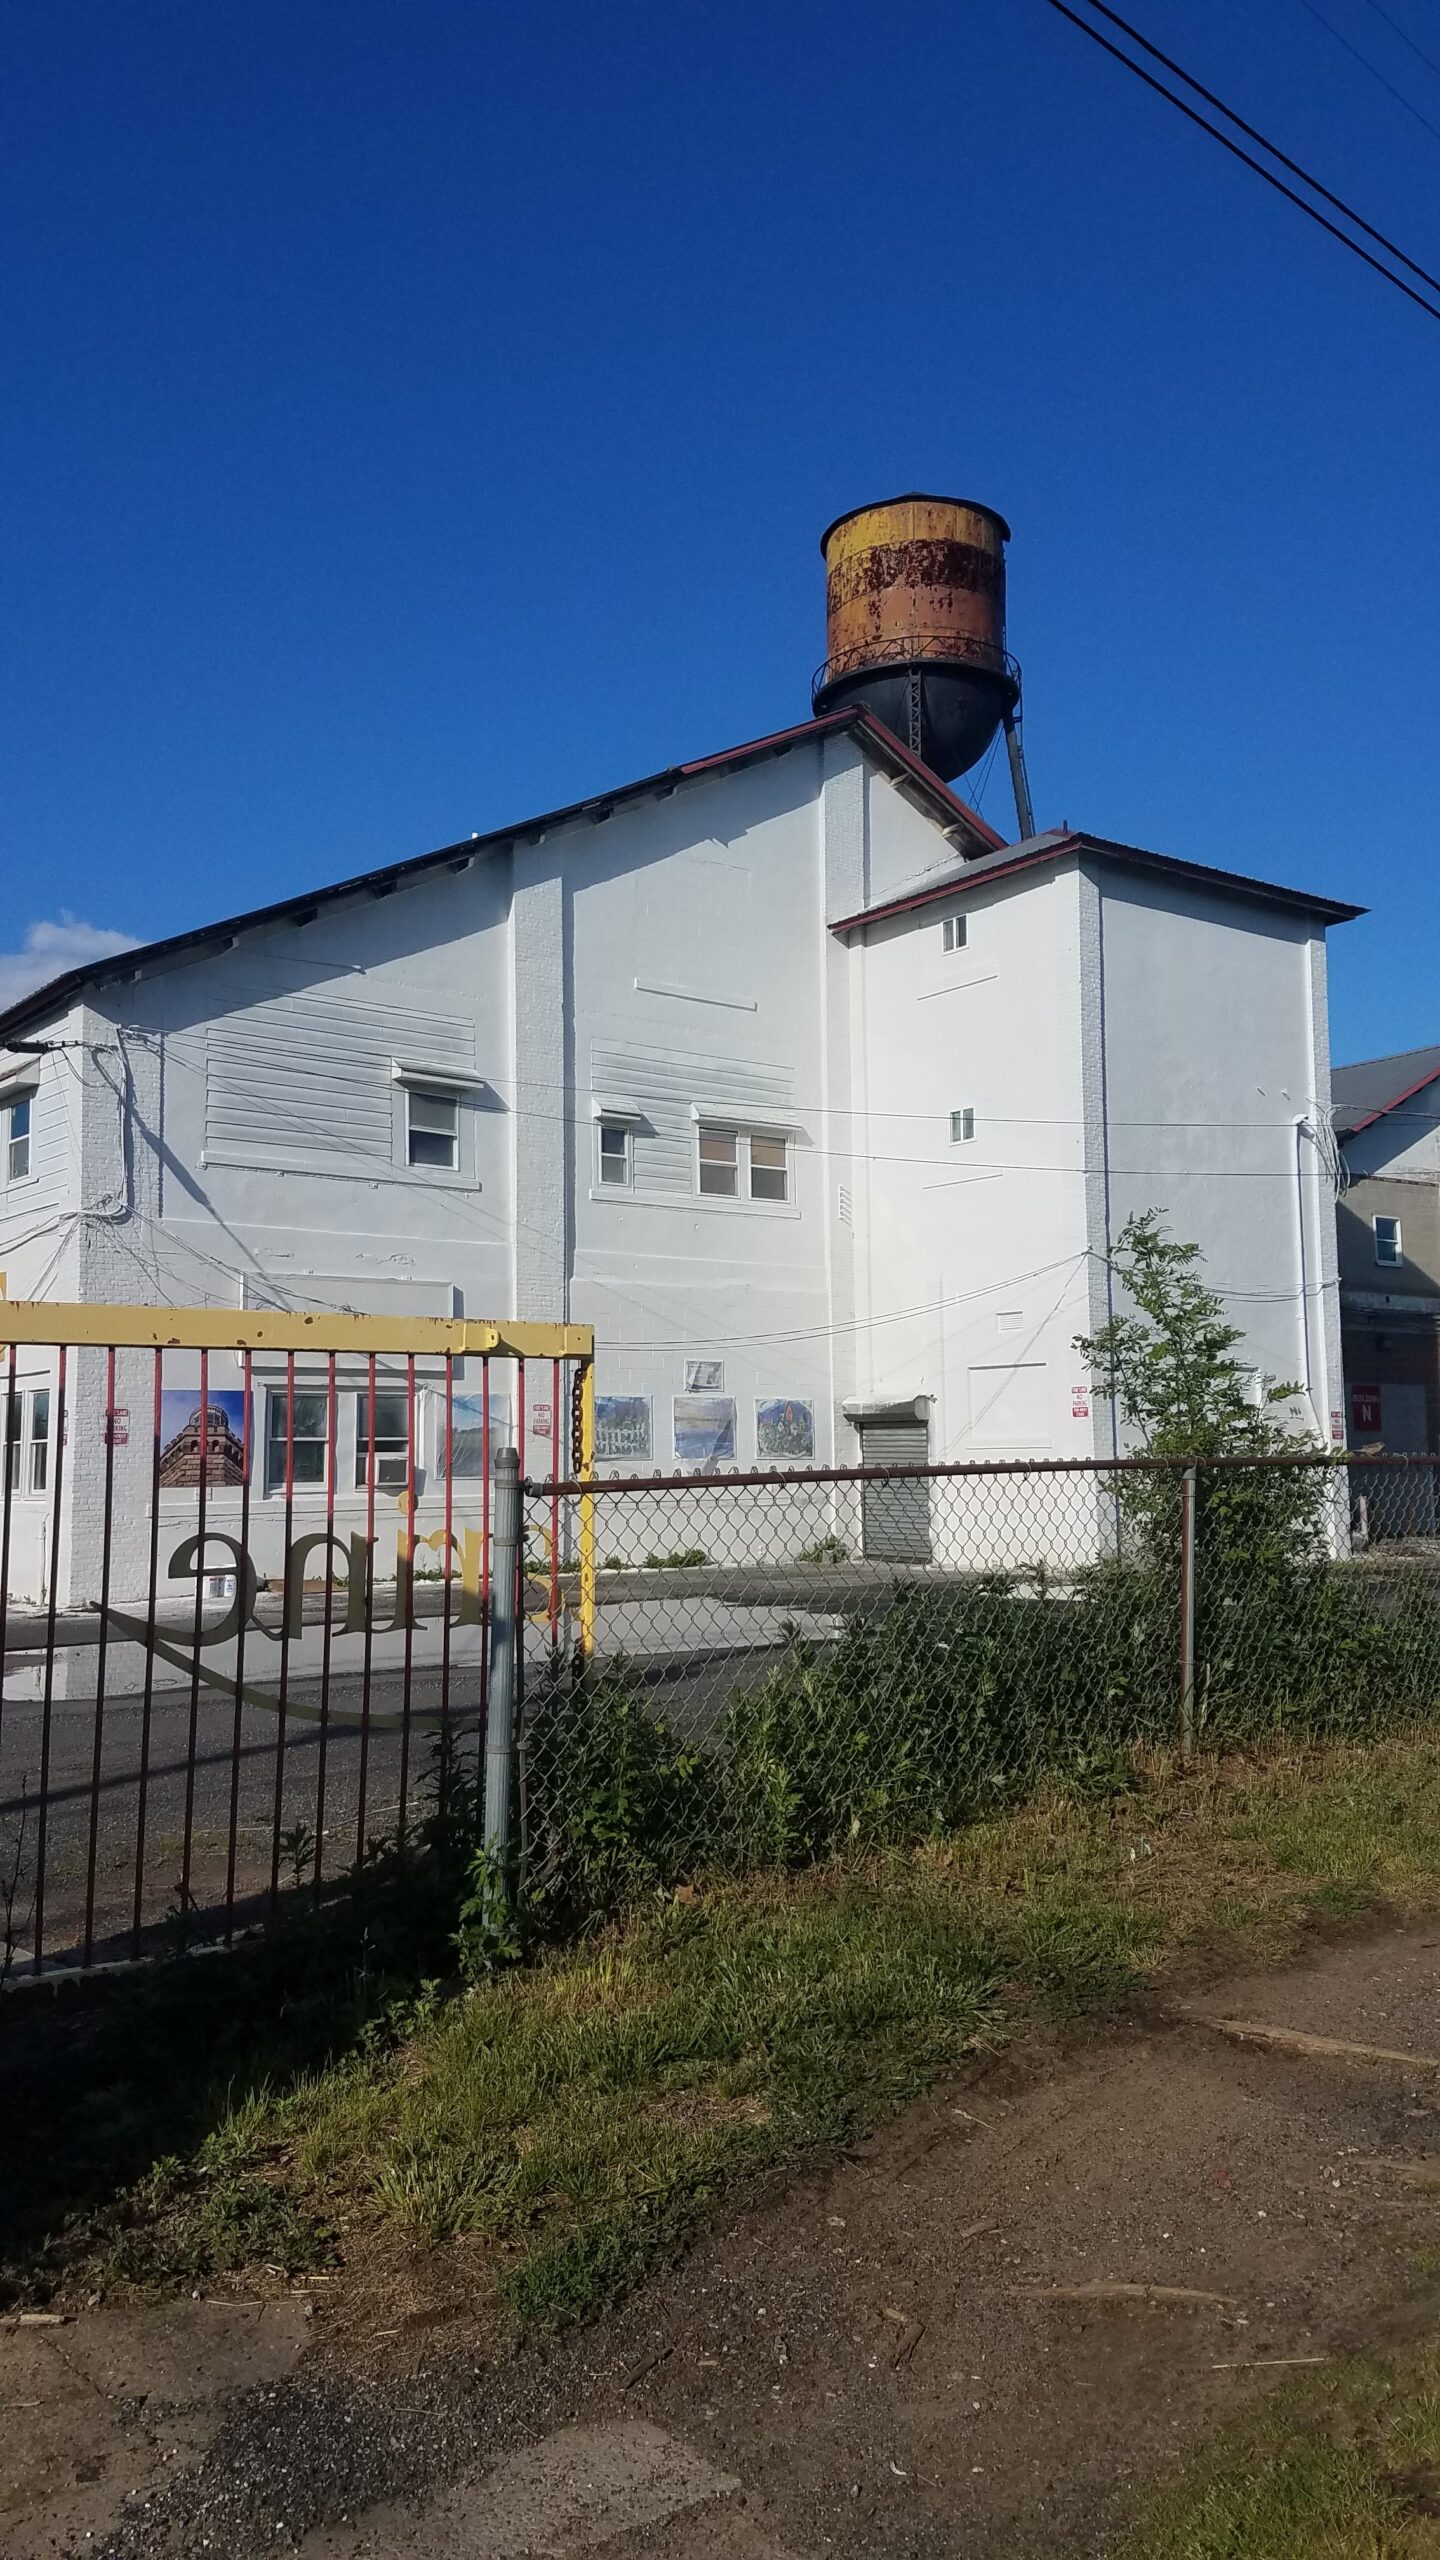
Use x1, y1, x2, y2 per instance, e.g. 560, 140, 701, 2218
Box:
11, 1920, 1440, 2559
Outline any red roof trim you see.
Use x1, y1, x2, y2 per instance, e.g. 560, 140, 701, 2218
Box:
0, 706, 1001, 1044
829, 832, 1363, 938
677, 707, 1002, 850
830, 840, 1075, 935
1342, 1063, 1440, 1136
846, 718, 1006, 849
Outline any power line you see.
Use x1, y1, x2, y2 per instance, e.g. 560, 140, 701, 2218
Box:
1297, 0, 1440, 148
1038, 0, 1440, 322
1357, 0, 1440, 86
156, 1016, 1349, 1137
1071, 0, 1440, 294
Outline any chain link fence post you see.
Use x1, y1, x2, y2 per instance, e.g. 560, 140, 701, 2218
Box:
485, 1446, 521, 1863
1178, 1462, 1198, 1764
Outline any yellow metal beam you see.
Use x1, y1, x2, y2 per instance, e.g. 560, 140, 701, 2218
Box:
577, 1359, 597, 1661
0, 1298, 594, 1360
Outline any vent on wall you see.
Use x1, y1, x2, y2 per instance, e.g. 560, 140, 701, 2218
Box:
589, 1039, 794, 1198
205, 990, 477, 1173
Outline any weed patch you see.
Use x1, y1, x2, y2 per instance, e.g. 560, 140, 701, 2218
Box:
1117, 2339, 1440, 2557
18, 1733, 1440, 2334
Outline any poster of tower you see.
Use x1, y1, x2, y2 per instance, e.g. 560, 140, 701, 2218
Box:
157, 1391, 250, 1488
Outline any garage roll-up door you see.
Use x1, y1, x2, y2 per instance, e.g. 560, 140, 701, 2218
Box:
858, 1415, 932, 1562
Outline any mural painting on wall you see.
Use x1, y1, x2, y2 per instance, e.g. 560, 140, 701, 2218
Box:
157, 1391, 249, 1489
443, 1393, 511, 1477
595, 1396, 652, 1462
756, 1398, 815, 1460
684, 1360, 724, 1393
673, 1395, 736, 1466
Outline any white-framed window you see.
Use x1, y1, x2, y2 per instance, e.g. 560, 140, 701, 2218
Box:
598, 1120, 632, 1187
950, 1106, 976, 1144
1374, 1214, 1403, 1268
941, 914, 968, 954
356, 1388, 411, 1488
696, 1125, 789, 1204
264, 1388, 331, 1492
5, 1095, 32, 1182
698, 1127, 738, 1197
749, 1133, 787, 1201
406, 1085, 460, 1171
5, 1385, 49, 1493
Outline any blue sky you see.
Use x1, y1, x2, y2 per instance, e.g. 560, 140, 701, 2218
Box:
3, 0, 1438, 1061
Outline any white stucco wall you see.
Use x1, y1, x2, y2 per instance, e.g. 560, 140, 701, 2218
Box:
842, 856, 1092, 1469
0, 1012, 85, 1599
1341, 1108, 1440, 1183
1085, 866, 1341, 1447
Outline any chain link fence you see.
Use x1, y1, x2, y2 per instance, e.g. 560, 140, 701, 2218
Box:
512, 1452, 1440, 1919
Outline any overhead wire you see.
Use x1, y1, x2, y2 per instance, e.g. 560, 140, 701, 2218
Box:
1068, 0, 1440, 290
153, 1012, 1350, 1138
1295, 0, 1440, 149
1355, 0, 1440, 87
1038, 0, 1440, 321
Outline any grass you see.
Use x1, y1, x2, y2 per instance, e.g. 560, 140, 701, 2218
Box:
1117, 2341, 1440, 2556
14, 1730, 1440, 2332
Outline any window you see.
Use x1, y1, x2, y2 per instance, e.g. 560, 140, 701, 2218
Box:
941, 914, 967, 955
950, 1107, 976, 1144
1374, 1214, 1403, 1268
696, 1126, 790, 1205
698, 1128, 738, 1197
749, 1134, 788, 1201
265, 1389, 331, 1491
28, 1388, 49, 1491
5, 1096, 31, 1182
5, 1386, 50, 1493
598, 1120, 632, 1187
407, 1086, 459, 1171
356, 1389, 411, 1488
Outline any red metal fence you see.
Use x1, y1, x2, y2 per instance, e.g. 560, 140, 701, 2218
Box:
0, 1303, 592, 1976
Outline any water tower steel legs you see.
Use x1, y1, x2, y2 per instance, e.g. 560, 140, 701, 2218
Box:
1003, 706, 1036, 841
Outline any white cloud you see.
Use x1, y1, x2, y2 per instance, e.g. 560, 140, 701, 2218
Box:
0, 914, 139, 1013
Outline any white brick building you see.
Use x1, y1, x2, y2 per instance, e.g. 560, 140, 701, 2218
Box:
0, 704, 1356, 1601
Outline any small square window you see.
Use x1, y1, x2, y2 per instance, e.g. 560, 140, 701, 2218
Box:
265, 1389, 331, 1492
1374, 1215, 1403, 1267
407, 1086, 459, 1171
598, 1121, 631, 1187
950, 1107, 976, 1144
698, 1128, 739, 1197
749, 1134, 788, 1202
356, 1389, 411, 1488
6, 1096, 31, 1182
941, 914, 967, 955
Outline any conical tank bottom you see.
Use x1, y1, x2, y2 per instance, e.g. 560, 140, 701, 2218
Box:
813, 656, 1018, 783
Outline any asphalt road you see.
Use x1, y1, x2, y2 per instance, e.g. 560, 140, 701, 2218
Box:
0, 1591, 844, 1972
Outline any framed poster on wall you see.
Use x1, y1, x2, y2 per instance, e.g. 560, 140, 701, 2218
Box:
595, 1396, 652, 1462
755, 1398, 815, 1460
673, 1395, 736, 1466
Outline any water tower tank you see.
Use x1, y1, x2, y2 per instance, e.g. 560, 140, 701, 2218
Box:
812, 494, 1019, 782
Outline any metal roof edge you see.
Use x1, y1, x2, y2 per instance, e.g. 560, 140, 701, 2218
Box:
1072, 832, 1365, 926
1335, 1058, 1440, 1138
828, 830, 1364, 938
0, 710, 1002, 1044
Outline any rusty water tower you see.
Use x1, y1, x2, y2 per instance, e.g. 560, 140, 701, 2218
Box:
812, 493, 1035, 836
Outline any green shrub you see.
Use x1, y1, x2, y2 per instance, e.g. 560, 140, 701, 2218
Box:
520, 1656, 723, 1921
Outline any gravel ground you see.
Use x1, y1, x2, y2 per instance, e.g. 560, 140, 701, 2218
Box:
34, 1921, 1440, 2560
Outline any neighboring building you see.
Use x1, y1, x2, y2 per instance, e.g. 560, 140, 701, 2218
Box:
0, 701, 1357, 1603
1333, 1046, 1440, 1460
